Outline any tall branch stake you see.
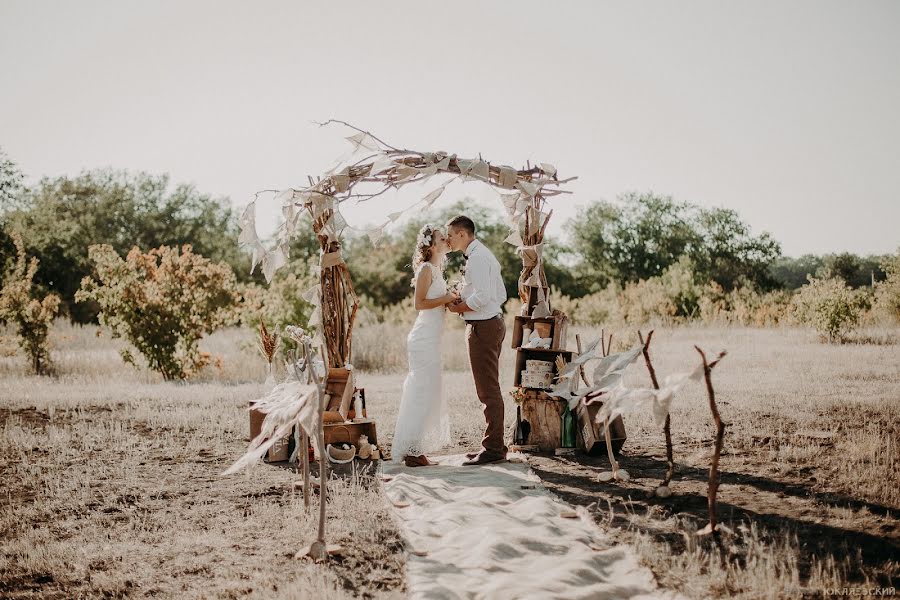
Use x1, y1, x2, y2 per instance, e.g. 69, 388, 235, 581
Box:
638, 330, 675, 491
695, 346, 727, 536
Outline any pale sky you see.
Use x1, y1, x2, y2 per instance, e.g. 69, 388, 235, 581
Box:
2, 1, 898, 257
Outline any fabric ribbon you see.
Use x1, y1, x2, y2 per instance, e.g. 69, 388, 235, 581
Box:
321, 250, 344, 269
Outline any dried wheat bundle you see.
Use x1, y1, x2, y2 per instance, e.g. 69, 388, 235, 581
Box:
257, 320, 279, 363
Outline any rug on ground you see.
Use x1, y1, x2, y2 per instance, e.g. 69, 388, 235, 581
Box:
382, 453, 679, 600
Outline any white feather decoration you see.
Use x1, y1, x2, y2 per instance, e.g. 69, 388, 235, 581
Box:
222, 381, 319, 476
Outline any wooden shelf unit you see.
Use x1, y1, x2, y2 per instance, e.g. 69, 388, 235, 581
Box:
510, 315, 569, 351
512, 347, 573, 389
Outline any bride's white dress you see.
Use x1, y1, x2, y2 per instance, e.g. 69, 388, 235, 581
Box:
391, 262, 451, 462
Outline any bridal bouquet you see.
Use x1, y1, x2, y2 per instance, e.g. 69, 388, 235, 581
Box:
448, 278, 465, 295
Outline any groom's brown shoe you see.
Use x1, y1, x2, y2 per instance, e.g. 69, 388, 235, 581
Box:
462, 451, 506, 466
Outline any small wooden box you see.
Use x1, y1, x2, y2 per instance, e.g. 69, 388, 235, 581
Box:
513, 348, 573, 387
575, 401, 627, 455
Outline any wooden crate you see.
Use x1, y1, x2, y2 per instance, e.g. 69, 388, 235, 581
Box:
575, 401, 627, 455
323, 420, 378, 448
522, 285, 550, 315
323, 367, 354, 423
518, 391, 564, 451
511, 315, 569, 351
249, 402, 293, 461
513, 347, 573, 388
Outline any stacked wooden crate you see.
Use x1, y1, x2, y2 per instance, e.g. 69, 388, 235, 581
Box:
510, 298, 626, 455
511, 309, 572, 451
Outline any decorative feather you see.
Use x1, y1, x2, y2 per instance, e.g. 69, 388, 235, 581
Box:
222, 381, 319, 476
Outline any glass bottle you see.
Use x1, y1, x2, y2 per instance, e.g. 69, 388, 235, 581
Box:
514, 406, 527, 445
561, 404, 576, 448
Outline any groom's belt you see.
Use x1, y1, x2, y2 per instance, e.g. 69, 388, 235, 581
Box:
465, 314, 502, 322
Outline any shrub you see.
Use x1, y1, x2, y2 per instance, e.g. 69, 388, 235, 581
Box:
792, 276, 868, 342
76, 244, 239, 380
0, 232, 60, 374
873, 250, 900, 323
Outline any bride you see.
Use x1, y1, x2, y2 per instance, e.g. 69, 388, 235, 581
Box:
391, 224, 458, 467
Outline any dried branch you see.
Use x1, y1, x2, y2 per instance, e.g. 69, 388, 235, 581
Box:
638, 330, 675, 491
695, 346, 727, 536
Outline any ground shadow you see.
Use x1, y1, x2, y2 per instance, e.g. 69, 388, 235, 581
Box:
527, 453, 900, 588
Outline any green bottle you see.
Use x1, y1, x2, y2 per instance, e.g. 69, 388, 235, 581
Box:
561, 404, 576, 448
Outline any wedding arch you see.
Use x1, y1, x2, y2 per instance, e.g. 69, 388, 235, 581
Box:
238, 120, 577, 369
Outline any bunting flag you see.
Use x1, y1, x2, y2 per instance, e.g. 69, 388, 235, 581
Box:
498, 166, 518, 189
504, 229, 524, 247
262, 247, 287, 283
346, 132, 381, 152
238, 202, 258, 250
550, 345, 643, 410
592, 364, 707, 428
422, 180, 451, 207
369, 155, 396, 176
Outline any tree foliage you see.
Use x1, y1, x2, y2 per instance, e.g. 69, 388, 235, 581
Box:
0, 231, 60, 375
5, 169, 245, 322
76, 244, 239, 380
874, 249, 900, 323
568, 192, 781, 293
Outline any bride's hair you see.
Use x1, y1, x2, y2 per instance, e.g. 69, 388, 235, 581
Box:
411, 223, 443, 285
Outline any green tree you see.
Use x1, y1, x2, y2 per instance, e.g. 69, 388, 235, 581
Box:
570, 192, 700, 291
5, 170, 245, 322
0, 146, 25, 212
692, 206, 782, 291
769, 255, 825, 290
570, 192, 782, 293
818, 252, 887, 288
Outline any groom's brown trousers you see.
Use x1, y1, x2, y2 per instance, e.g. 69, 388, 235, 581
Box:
466, 316, 507, 457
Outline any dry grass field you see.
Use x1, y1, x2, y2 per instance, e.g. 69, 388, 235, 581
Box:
1, 320, 899, 598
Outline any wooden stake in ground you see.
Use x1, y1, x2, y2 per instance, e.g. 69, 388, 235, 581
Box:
637, 330, 675, 496
300, 429, 310, 509
695, 346, 727, 536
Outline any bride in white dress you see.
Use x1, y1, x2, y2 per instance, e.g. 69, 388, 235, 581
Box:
391, 224, 459, 467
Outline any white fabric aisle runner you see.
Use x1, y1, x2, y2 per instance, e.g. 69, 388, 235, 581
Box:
382, 454, 678, 600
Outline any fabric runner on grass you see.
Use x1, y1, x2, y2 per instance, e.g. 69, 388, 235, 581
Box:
382, 453, 678, 600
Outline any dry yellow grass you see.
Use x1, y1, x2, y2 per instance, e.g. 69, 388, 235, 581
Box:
1, 320, 898, 598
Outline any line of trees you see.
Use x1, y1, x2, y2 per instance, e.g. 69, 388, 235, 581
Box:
1, 146, 895, 330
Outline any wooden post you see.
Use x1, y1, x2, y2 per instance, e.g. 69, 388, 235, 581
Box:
300, 430, 310, 509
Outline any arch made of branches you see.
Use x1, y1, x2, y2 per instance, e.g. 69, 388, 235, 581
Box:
239, 120, 576, 369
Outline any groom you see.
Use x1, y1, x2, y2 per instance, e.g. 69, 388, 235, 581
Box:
446, 215, 509, 466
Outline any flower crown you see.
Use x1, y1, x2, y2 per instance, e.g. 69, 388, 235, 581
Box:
416, 223, 438, 248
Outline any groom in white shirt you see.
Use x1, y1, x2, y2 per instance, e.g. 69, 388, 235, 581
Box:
445, 215, 509, 465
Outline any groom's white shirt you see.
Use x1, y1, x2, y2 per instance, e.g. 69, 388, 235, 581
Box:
460, 238, 506, 320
